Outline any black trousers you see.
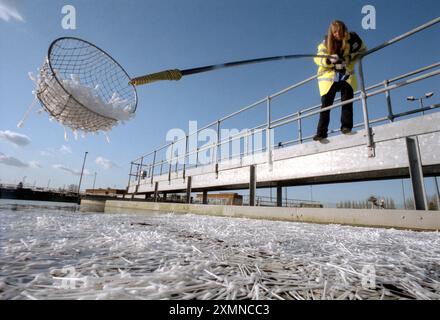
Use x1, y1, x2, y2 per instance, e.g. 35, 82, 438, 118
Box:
316, 81, 354, 137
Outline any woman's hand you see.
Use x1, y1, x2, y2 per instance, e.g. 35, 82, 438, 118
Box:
329, 54, 340, 64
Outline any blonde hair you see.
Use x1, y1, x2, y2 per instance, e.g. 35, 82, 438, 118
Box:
326, 20, 349, 55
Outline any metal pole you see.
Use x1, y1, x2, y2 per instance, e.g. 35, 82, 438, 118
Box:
137, 156, 144, 187
183, 135, 188, 179
419, 98, 425, 115
77, 151, 88, 203
216, 121, 221, 164
127, 162, 133, 193
168, 143, 173, 182
297, 112, 302, 143
266, 97, 273, 166
358, 59, 375, 157
384, 80, 394, 122
151, 151, 156, 184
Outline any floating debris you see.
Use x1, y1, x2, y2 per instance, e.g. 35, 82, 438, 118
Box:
0, 202, 439, 300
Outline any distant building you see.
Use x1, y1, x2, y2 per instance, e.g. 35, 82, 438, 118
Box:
196, 193, 243, 205
85, 188, 125, 197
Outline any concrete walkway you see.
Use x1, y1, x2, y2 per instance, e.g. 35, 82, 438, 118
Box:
84, 200, 440, 231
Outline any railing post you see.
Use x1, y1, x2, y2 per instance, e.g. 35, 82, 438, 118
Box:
215, 121, 220, 178
160, 160, 163, 176
358, 59, 375, 157
297, 111, 302, 144
150, 151, 156, 185
137, 156, 144, 187
246, 130, 250, 155
384, 79, 394, 122
266, 96, 273, 167
168, 142, 173, 182
251, 131, 255, 155
183, 135, 188, 180
127, 161, 133, 192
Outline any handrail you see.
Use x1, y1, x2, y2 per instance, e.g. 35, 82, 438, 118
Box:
129, 17, 440, 188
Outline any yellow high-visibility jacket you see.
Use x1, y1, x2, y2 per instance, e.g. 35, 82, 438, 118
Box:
314, 32, 366, 96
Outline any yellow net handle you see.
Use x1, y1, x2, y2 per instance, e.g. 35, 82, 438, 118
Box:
130, 69, 182, 86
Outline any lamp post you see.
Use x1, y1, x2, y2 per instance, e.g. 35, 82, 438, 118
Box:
77, 151, 88, 203
92, 172, 97, 190
407, 92, 434, 115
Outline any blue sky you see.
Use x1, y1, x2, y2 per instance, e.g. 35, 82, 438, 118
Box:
0, 0, 439, 206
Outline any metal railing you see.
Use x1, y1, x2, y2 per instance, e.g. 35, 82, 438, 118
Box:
128, 17, 440, 191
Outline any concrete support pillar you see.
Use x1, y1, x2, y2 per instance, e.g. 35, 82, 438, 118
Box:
202, 190, 208, 205
249, 165, 256, 206
154, 182, 159, 203
186, 176, 192, 204
276, 184, 282, 207
406, 136, 427, 210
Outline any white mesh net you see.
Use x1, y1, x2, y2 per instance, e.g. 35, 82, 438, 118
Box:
30, 37, 137, 135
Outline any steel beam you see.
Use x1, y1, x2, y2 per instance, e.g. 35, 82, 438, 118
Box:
406, 136, 428, 210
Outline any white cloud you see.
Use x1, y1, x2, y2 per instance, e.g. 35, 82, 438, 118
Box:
53, 164, 91, 176
29, 161, 42, 168
60, 145, 72, 154
40, 150, 54, 157
0, 152, 29, 167
0, 1, 25, 23
0, 130, 31, 146
95, 156, 120, 170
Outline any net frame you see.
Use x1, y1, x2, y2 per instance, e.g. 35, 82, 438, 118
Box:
36, 37, 137, 133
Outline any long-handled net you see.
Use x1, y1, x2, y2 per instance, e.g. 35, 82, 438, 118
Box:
25, 37, 334, 136
26, 37, 137, 135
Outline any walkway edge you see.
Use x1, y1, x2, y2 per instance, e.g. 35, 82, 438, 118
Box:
104, 200, 440, 231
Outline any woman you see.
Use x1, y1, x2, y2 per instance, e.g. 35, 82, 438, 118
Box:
313, 20, 366, 141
